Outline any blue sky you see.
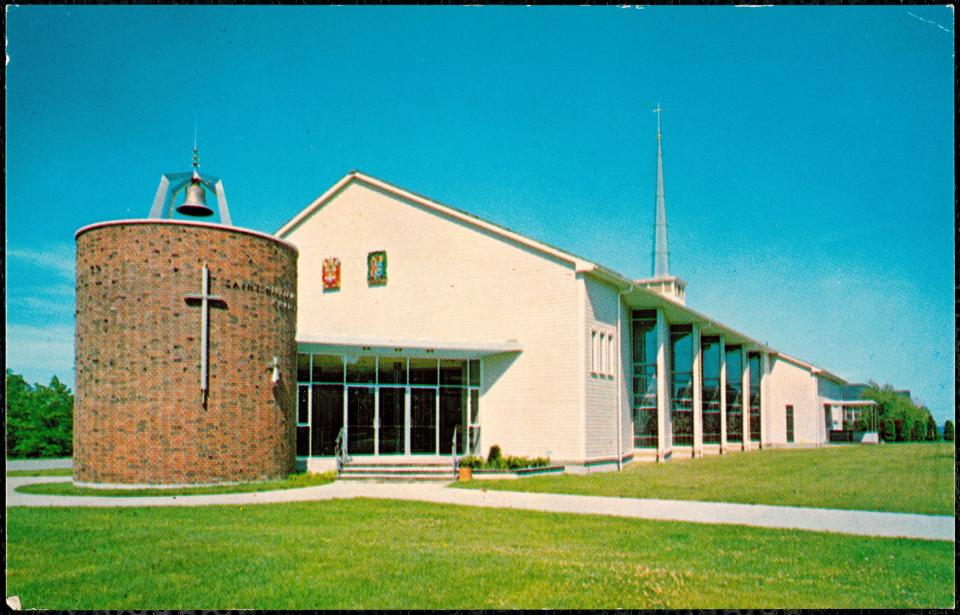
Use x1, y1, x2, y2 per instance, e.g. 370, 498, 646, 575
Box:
5, 6, 954, 422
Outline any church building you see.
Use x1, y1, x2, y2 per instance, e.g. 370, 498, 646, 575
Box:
277, 112, 877, 474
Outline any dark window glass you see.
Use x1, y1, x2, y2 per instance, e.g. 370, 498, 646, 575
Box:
378, 357, 407, 385
468, 360, 480, 387
378, 387, 405, 454
297, 354, 311, 382
748, 352, 762, 442
469, 389, 479, 424
312, 354, 343, 384
439, 386, 465, 455
670, 325, 694, 446
296, 426, 310, 457
701, 336, 721, 444
298, 385, 309, 424
786, 405, 795, 443
632, 314, 658, 448
410, 388, 437, 453
346, 356, 376, 384
347, 387, 375, 453
725, 345, 743, 443
311, 384, 343, 456
440, 360, 466, 386
410, 358, 438, 385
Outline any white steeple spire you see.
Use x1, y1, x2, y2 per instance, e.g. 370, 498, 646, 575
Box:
653, 103, 670, 279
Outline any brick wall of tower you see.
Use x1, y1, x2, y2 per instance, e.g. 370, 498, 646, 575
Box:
73, 220, 298, 485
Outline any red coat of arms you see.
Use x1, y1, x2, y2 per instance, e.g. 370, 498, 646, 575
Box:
322, 257, 341, 291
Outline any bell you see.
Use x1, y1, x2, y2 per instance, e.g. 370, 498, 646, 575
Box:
176, 180, 214, 217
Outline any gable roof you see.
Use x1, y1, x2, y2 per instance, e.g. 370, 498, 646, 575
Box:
276, 170, 603, 273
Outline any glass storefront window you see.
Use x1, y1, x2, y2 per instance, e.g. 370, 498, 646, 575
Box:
725, 345, 743, 443
312, 354, 343, 383
297, 353, 311, 382
378, 357, 407, 385
632, 311, 659, 448
346, 355, 376, 384
410, 358, 438, 385
671, 325, 694, 446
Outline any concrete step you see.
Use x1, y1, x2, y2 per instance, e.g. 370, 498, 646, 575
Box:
342, 466, 452, 475
338, 473, 454, 482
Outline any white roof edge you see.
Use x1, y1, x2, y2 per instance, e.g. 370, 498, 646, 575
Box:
296, 333, 522, 354
775, 352, 847, 384
821, 398, 878, 405
276, 171, 595, 270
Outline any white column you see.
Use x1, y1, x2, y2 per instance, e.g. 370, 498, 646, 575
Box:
691, 324, 703, 458
656, 309, 670, 462
742, 350, 751, 451
719, 337, 728, 454
760, 352, 770, 448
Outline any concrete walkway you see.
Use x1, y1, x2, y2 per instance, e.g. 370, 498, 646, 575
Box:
5, 458, 73, 471
6, 476, 954, 542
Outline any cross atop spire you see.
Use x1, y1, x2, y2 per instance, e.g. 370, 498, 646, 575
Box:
652, 102, 669, 278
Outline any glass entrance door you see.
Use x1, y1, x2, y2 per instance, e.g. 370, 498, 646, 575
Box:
439, 387, 465, 455
347, 387, 375, 454
378, 387, 405, 455
410, 388, 437, 454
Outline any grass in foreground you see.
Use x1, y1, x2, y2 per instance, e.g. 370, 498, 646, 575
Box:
6, 500, 953, 609
456, 443, 955, 515
6, 468, 73, 477
15, 472, 335, 497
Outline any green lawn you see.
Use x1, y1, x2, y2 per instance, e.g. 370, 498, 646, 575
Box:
456, 443, 955, 515
5, 500, 954, 609
6, 468, 73, 477
15, 472, 335, 497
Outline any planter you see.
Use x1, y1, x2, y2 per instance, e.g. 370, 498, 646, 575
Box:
458, 466, 473, 481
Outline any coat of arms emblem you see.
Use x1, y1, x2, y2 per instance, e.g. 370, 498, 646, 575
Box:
322, 257, 341, 291
367, 251, 387, 286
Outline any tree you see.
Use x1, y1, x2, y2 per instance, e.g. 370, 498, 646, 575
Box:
5, 369, 74, 458
925, 413, 938, 441
862, 383, 936, 442
944, 420, 955, 442
879, 417, 896, 442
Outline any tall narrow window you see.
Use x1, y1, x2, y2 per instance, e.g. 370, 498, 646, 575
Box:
591, 331, 598, 374
608, 334, 616, 377
785, 405, 795, 443
725, 346, 743, 443
700, 336, 721, 444
670, 324, 694, 446
748, 352, 762, 443
631, 310, 658, 448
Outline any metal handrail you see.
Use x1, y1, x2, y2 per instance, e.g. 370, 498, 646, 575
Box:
334, 427, 350, 475
452, 425, 459, 477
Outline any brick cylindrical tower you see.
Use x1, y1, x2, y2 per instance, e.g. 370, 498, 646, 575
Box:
74, 220, 298, 486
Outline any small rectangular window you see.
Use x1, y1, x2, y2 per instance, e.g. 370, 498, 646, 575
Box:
601, 334, 608, 375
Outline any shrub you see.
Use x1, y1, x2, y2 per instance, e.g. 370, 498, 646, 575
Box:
458, 455, 484, 469
944, 420, 955, 442
467, 451, 550, 471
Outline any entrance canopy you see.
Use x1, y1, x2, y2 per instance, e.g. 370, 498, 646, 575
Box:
297, 334, 523, 360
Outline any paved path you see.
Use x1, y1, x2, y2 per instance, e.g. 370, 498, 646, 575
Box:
6, 477, 953, 542
5, 458, 72, 471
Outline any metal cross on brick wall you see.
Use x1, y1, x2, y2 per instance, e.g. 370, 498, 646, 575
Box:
184, 263, 227, 395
